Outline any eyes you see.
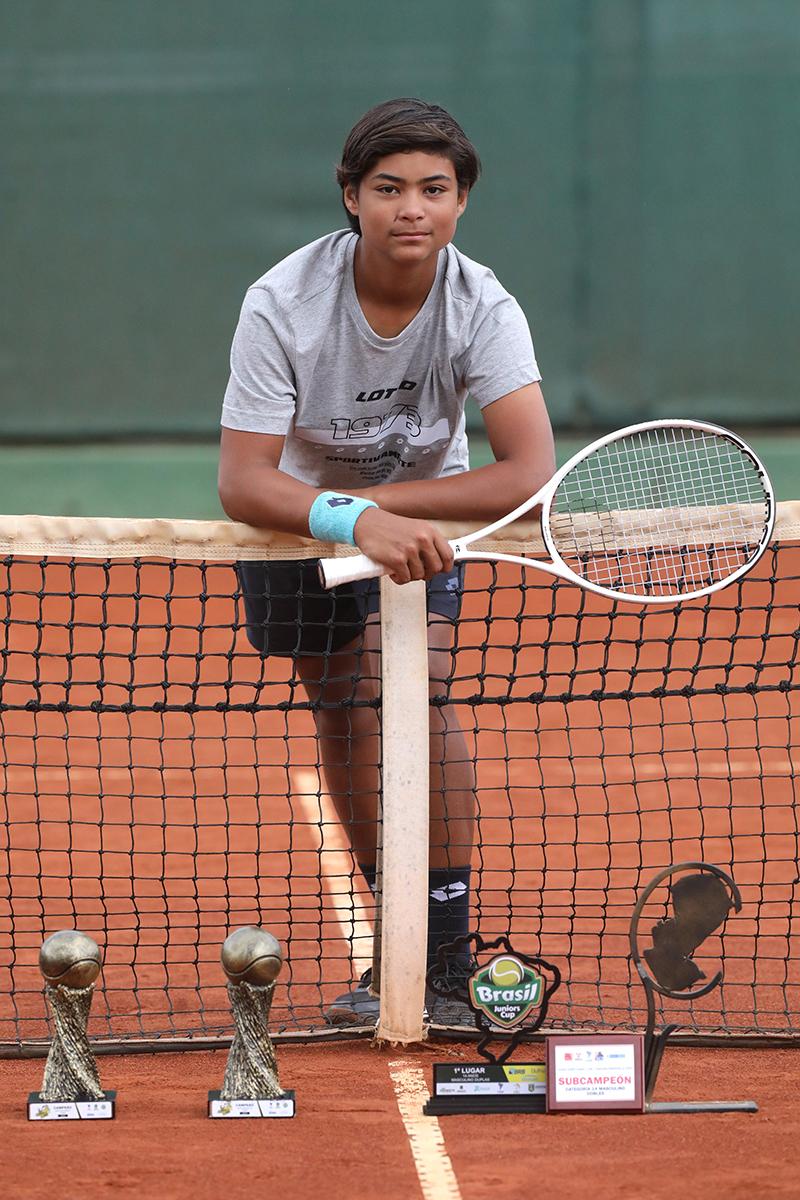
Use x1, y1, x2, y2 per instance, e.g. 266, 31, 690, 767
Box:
374, 184, 448, 196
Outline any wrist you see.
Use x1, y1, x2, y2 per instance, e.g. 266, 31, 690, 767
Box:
307, 491, 379, 546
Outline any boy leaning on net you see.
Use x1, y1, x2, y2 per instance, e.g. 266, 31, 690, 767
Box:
218, 97, 555, 1025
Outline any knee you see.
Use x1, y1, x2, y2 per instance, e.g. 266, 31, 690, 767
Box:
305, 674, 379, 736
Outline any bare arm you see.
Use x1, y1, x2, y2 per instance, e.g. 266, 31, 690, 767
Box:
218, 382, 553, 581
218, 427, 321, 535
356, 383, 555, 521
217, 427, 453, 582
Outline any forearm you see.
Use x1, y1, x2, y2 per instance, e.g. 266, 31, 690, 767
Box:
365, 457, 553, 523
219, 456, 454, 583
218, 460, 319, 536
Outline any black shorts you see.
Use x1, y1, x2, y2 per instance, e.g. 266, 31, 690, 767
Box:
236, 559, 464, 657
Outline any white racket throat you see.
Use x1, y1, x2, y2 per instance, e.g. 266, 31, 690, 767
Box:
318, 420, 775, 604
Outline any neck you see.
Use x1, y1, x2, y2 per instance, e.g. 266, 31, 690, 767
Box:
353, 239, 439, 307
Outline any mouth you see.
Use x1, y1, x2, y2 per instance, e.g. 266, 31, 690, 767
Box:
392, 231, 430, 241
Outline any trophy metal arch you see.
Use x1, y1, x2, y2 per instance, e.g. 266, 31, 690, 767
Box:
629, 861, 757, 1114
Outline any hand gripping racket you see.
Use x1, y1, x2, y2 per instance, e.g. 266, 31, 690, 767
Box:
318, 420, 775, 604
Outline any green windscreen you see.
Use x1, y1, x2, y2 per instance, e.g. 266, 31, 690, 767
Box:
2, 1, 797, 438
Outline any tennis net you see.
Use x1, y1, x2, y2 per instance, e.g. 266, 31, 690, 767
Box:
0, 507, 798, 1053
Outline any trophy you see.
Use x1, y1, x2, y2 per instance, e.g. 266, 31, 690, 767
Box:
423, 933, 561, 1115
546, 862, 758, 1114
208, 926, 295, 1118
630, 862, 757, 1114
28, 930, 115, 1121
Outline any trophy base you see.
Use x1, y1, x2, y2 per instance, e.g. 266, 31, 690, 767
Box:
424, 1063, 546, 1116
207, 1089, 296, 1118
648, 1100, 758, 1114
28, 1091, 116, 1121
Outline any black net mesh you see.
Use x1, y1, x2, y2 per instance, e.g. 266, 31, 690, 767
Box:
451, 546, 799, 1037
0, 529, 798, 1053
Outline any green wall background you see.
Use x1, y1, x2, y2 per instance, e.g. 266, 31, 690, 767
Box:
0, 432, 795, 520
3, 0, 799, 443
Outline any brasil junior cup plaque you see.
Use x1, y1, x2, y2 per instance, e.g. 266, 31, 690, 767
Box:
424, 934, 561, 1116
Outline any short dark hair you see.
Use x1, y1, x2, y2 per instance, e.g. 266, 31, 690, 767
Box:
336, 98, 481, 234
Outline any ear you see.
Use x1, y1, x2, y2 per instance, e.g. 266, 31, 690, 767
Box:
456, 188, 469, 218
343, 183, 360, 217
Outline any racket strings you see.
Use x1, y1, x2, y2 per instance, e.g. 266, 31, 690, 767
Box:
548, 427, 770, 597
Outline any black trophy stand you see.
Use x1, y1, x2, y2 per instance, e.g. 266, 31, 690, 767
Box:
423, 934, 561, 1115
630, 862, 757, 1114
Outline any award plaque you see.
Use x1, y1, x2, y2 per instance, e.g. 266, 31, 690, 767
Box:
28, 1093, 117, 1122
424, 934, 560, 1116
431, 1063, 546, 1113
546, 1034, 644, 1113
207, 1091, 296, 1119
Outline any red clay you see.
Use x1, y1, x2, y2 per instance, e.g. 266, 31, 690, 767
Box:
2, 1041, 799, 1200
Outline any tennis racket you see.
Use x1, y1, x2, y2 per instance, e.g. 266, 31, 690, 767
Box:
318, 420, 775, 604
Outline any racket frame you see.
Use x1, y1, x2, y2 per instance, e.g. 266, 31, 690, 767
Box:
320, 420, 776, 603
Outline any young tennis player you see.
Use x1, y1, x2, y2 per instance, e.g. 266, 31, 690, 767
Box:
218, 97, 554, 1024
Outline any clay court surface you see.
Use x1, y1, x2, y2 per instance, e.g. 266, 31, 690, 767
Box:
2, 1042, 800, 1199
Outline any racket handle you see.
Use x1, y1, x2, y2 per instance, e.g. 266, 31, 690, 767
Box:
318, 553, 385, 588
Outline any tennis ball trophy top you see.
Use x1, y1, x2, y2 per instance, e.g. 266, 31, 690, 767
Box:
39, 930, 102, 990
221, 927, 283, 987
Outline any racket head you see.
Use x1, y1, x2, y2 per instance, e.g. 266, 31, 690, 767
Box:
539, 420, 775, 603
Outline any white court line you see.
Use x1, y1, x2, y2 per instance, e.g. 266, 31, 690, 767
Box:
389, 1059, 462, 1200
290, 766, 373, 977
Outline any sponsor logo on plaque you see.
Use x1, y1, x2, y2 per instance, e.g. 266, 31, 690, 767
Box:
468, 955, 544, 1029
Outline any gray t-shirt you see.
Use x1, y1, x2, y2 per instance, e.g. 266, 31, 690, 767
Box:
221, 230, 540, 487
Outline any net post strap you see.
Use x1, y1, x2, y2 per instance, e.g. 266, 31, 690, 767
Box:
376, 577, 429, 1044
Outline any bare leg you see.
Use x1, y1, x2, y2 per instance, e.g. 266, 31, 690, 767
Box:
294, 630, 381, 865
428, 619, 476, 871
295, 616, 475, 870
311, 611, 477, 1020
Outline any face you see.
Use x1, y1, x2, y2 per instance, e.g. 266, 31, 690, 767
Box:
344, 150, 467, 264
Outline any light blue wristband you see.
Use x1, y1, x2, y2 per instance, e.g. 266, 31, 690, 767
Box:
308, 491, 378, 546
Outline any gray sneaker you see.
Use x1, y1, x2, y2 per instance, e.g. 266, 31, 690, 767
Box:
325, 966, 481, 1029
324, 969, 380, 1026
424, 988, 478, 1029
425, 956, 482, 1028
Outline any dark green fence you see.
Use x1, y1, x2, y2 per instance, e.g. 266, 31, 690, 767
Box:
3, 1, 798, 438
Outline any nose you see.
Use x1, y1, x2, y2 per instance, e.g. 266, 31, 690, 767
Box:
396, 191, 426, 222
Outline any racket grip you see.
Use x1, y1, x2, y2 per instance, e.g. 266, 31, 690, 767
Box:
318, 552, 386, 588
